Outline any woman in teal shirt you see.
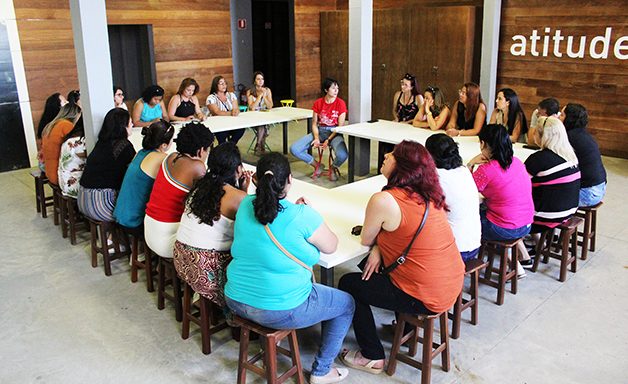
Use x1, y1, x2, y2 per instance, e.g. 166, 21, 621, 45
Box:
225, 152, 354, 384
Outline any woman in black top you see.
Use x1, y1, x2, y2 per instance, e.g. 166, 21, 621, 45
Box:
446, 82, 487, 137
167, 78, 207, 122
392, 73, 423, 124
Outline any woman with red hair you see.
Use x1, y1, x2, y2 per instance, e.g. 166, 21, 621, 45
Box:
446, 82, 487, 137
338, 140, 464, 374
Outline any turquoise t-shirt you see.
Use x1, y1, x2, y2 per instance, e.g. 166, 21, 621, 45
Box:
225, 195, 324, 310
139, 100, 163, 122
113, 149, 156, 228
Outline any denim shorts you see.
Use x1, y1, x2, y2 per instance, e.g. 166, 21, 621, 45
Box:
579, 182, 606, 207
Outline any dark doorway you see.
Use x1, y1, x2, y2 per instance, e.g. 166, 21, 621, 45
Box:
108, 25, 157, 102
0, 22, 29, 172
251, 0, 295, 105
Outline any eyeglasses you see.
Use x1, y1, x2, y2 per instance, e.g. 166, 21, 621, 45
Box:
218, 81, 227, 85
458, 89, 467, 96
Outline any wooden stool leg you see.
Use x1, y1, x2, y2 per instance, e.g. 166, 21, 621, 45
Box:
559, 229, 569, 282
510, 243, 518, 294
590, 209, 598, 251
496, 249, 507, 306
450, 291, 462, 339
157, 257, 166, 310
237, 327, 250, 384
439, 313, 450, 372
264, 334, 278, 384
387, 316, 405, 376
145, 246, 155, 292
288, 331, 305, 383
470, 270, 479, 325
182, 283, 192, 340
173, 271, 183, 322
131, 236, 140, 283
580, 211, 591, 260
200, 296, 211, 355
61, 196, 69, 238
101, 223, 113, 276
421, 318, 434, 384
90, 221, 98, 268
570, 229, 578, 273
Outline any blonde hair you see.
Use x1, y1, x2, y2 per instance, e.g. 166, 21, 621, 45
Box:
536, 116, 578, 165
42, 103, 81, 138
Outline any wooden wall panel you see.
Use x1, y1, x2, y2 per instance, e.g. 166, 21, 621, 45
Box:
498, 0, 628, 158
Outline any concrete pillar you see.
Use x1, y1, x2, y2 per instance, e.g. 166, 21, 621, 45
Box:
69, 0, 114, 153
480, 0, 502, 119
348, 0, 372, 176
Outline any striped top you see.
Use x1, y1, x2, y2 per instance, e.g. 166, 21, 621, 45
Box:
525, 149, 581, 228
145, 155, 190, 223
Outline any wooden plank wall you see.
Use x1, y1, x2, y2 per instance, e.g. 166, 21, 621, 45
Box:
14, 0, 233, 133
499, 0, 628, 158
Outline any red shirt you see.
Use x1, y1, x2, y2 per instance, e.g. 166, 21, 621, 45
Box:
312, 97, 347, 127
145, 158, 189, 223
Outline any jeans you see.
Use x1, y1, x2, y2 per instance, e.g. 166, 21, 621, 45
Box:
290, 127, 348, 168
215, 128, 245, 145
338, 272, 434, 361
579, 182, 606, 207
226, 284, 355, 376
461, 247, 480, 262
480, 209, 530, 241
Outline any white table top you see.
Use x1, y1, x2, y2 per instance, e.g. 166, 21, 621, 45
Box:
333, 119, 537, 163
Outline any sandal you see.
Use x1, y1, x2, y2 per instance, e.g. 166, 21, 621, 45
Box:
339, 349, 383, 375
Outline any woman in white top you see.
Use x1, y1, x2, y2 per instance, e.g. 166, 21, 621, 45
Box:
425, 133, 481, 261
173, 142, 251, 306
247, 71, 274, 154
113, 86, 127, 110
206, 75, 242, 144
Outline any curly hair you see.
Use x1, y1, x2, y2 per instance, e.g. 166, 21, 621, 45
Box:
425, 133, 463, 170
175, 121, 215, 156
141, 119, 175, 150
253, 152, 291, 225
184, 142, 242, 226
383, 140, 447, 210
478, 124, 513, 170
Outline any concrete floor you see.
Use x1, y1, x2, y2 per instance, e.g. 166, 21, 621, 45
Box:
2, 119, 627, 383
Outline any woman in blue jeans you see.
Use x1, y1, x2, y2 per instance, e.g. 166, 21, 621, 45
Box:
225, 152, 354, 384
290, 78, 348, 179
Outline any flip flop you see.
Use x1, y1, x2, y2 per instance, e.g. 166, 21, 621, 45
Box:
339, 349, 383, 375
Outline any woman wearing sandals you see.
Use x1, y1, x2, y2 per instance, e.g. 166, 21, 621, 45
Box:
338, 140, 464, 374
225, 152, 355, 384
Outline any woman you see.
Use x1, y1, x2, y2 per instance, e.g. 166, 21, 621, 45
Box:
338, 140, 464, 374
527, 97, 560, 146
58, 116, 86, 198
290, 77, 348, 179
144, 122, 214, 258
114, 86, 127, 110
392, 73, 423, 124
561, 103, 606, 207
67, 90, 81, 107
41, 103, 82, 185
113, 120, 175, 237
37, 93, 68, 172
247, 71, 274, 153
467, 124, 534, 277
488, 88, 528, 143
446, 82, 487, 137
412, 86, 450, 131
519, 117, 580, 262
132, 85, 168, 128
225, 152, 354, 384
425, 134, 481, 261
174, 142, 251, 315
77, 108, 136, 222
167, 78, 207, 122
206, 75, 242, 144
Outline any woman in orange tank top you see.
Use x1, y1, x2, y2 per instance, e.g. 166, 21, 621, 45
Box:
338, 140, 464, 374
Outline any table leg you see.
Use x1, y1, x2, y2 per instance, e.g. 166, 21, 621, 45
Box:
283, 121, 288, 154
348, 135, 355, 183
320, 266, 334, 287
307, 118, 312, 156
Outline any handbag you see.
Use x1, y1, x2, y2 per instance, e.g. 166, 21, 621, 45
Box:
264, 224, 316, 284
357, 202, 429, 275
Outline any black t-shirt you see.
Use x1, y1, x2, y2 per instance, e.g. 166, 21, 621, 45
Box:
567, 127, 606, 188
456, 101, 485, 131
80, 139, 135, 190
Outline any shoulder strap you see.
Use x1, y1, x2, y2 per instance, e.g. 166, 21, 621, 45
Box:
264, 224, 316, 284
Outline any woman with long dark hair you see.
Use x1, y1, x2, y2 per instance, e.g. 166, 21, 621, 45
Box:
338, 140, 464, 374
247, 71, 274, 153
206, 75, 242, 144
392, 73, 423, 124
446, 82, 487, 137
225, 152, 354, 384
488, 88, 528, 143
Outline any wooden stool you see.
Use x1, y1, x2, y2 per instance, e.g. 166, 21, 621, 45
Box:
233, 315, 304, 384
448, 258, 489, 339
387, 312, 450, 384
478, 238, 522, 305
157, 256, 183, 322
575, 202, 603, 260
60, 194, 88, 245
130, 235, 156, 292
87, 218, 130, 276
531, 216, 584, 282
51, 184, 62, 226
313, 147, 341, 181
181, 282, 229, 354
31, 170, 54, 218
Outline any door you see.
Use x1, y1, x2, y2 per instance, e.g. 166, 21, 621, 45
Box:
320, 11, 349, 102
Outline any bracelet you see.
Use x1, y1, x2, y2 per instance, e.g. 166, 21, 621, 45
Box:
457, 130, 461, 137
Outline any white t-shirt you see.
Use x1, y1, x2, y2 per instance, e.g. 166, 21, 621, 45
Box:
437, 166, 481, 253
206, 92, 237, 114
176, 211, 234, 252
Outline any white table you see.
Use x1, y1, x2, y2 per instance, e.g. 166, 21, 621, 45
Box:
333, 120, 538, 182
172, 106, 313, 154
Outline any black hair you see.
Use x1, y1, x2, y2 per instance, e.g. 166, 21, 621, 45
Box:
210, 76, 225, 95
322, 77, 339, 96
67, 90, 80, 105
563, 103, 588, 131
250, 71, 265, 98
498, 88, 528, 136
141, 85, 165, 103
175, 121, 215, 156
253, 152, 291, 225
62, 115, 85, 142
99, 108, 130, 142
425, 133, 463, 170
141, 119, 175, 150
37, 93, 63, 139
478, 124, 513, 170
184, 142, 242, 226
538, 97, 560, 116
113, 86, 124, 95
